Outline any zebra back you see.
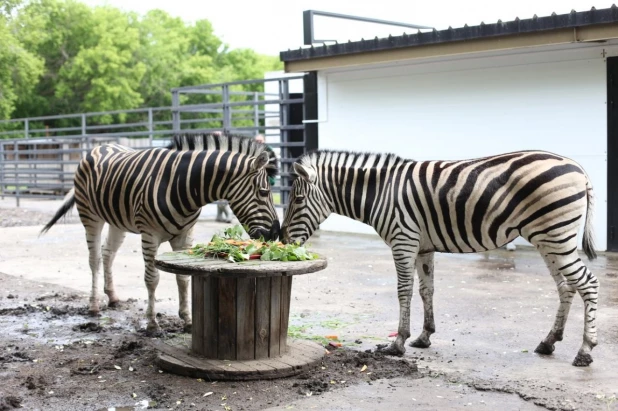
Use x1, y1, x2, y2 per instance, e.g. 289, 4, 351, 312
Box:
167, 132, 278, 178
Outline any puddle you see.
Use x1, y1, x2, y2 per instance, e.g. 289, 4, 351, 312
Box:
97, 400, 156, 411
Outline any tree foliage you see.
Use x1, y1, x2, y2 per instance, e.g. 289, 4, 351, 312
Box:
0, 0, 283, 120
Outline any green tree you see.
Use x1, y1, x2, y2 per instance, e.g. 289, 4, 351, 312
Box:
12, 0, 144, 120
6, 0, 284, 123
0, 14, 44, 120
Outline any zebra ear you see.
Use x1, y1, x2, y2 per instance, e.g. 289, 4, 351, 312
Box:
293, 163, 317, 184
252, 151, 270, 171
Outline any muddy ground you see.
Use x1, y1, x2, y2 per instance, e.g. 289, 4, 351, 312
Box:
0, 272, 422, 411
1, 199, 618, 410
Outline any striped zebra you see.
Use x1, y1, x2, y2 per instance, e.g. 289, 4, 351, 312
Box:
41, 133, 280, 334
281, 149, 598, 367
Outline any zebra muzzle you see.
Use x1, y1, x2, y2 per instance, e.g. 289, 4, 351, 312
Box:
269, 220, 281, 241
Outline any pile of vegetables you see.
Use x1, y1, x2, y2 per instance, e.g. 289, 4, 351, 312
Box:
188, 225, 318, 263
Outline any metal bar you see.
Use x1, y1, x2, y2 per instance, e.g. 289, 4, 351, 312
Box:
85, 122, 151, 131
24, 119, 29, 139
174, 98, 304, 112
27, 126, 83, 134
0, 113, 83, 124
306, 10, 434, 37
148, 108, 154, 146
83, 106, 171, 117
171, 75, 305, 92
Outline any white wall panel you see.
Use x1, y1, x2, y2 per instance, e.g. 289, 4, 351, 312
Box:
316, 52, 608, 250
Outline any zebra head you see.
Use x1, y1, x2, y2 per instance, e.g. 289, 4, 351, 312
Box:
226, 150, 281, 241
281, 158, 332, 245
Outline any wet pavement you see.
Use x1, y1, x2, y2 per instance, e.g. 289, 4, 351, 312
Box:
0, 198, 617, 410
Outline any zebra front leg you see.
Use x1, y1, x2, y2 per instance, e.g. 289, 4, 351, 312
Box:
169, 226, 195, 333
141, 234, 163, 335
102, 226, 127, 308
84, 220, 105, 316
378, 245, 417, 356
410, 252, 435, 348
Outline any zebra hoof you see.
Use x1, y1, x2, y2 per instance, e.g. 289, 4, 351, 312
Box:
107, 300, 121, 309
572, 352, 593, 367
87, 309, 100, 317
376, 342, 405, 357
145, 323, 163, 338
409, 338, 431, 349
183, 323, 193, 334
534, 341, 555, 355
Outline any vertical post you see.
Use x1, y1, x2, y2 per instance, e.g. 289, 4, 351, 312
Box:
303, 10, 314, 45
148, 108, 154, 147
253, 92, 259, 135
172, 90, 181, 133
14, 141, 19, 207
82, 114, 88, 149
222, 85, 231, 133
303, 72, 319, 152
24, 119, 29, 139
279, 79, 290, 207
0, 141, 4, 200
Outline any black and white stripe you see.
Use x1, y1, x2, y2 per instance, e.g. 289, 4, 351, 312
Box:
282, 149, 598, 366
41, 133, 280, 333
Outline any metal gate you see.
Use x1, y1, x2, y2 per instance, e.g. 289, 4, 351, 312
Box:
0, 75, 315, 209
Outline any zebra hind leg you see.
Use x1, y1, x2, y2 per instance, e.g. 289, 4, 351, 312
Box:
141, 234, 163, 335
378, 244, 417, 356
102, 226, 127, 308
84, 220, 105, 316
534, 242, 599, 366
410, 252, 435, 348
169, 227, 195, 333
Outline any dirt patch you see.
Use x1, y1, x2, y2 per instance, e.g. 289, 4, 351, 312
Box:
0, 271, 422, 411
0, 396, 22, 411
72, 322, 103, 333
0, 348, 32, 364
0, 305, 40, 316
293, 349, 418, 396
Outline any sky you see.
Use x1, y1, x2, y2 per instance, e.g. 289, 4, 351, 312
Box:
83, 0, 618, 56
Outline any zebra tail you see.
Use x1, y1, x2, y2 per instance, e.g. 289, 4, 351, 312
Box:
39, 188, 76, 236
582, 178, 597, 261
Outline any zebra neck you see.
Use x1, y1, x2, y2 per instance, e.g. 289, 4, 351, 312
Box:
185, 151, 237, 209
319, 168, 382, 226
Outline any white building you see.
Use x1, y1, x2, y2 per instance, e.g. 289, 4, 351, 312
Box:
278, 7, 618, 252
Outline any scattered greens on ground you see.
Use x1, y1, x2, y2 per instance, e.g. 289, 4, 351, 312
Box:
187, 225, 318, 263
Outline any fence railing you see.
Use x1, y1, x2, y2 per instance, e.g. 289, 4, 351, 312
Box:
0, 75, 307, 208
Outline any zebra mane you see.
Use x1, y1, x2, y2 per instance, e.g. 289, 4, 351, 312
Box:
167, 132, 278, 177
293, 149, 406, 177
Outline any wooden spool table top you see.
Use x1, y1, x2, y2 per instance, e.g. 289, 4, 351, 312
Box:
154, 251, 328, 278
153, 251, 328, 381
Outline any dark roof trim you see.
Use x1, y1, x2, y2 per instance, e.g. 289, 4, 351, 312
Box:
280, 6, 618, 62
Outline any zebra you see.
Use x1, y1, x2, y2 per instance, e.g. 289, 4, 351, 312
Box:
40, 133, 280, 334
281, 149, 598, 367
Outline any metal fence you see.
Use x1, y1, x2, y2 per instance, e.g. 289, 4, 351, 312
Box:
0, 75, 308, 208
